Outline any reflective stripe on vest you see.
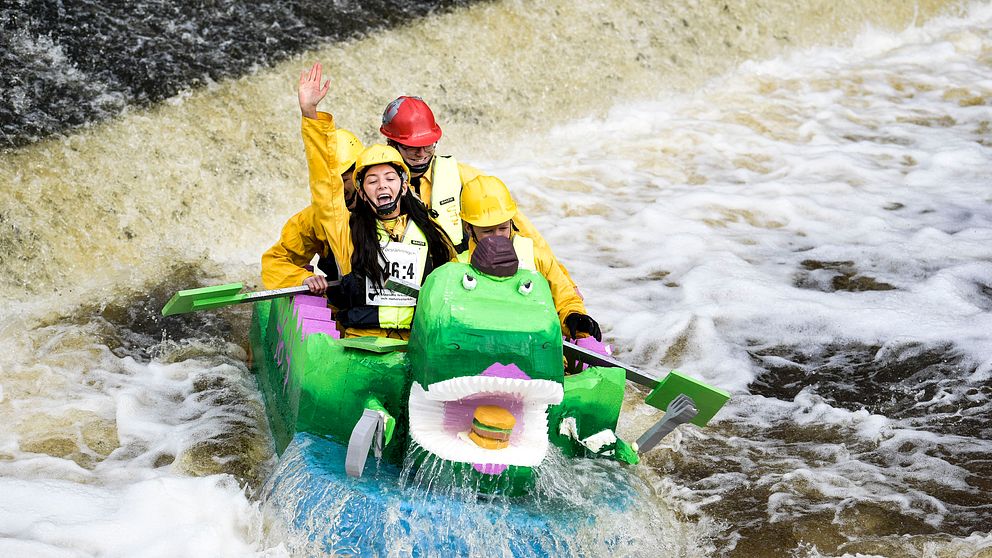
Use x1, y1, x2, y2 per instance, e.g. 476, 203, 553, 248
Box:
456, 234, 537, 272
429, 156, 464, 245
512, 235, 536, 271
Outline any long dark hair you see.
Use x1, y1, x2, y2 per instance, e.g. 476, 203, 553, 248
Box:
350, 167, 454, 290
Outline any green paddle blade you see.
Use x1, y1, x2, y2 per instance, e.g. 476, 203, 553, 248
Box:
162, 283, 245, 316
338, 337, 409, 353
644, 370, 730, 427
161, 282, 312, 316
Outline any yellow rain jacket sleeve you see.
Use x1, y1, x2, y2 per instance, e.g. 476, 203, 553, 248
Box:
261, 205, 327, 289
301, 112, 354, 275
532, 238, 587, 328
510, 210, 577, 290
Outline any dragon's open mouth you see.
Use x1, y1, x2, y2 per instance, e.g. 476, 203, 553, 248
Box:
408, 365, 564, 471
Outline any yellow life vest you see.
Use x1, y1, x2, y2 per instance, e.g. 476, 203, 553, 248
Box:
338, 220, 429, 330
428, 156, 464, 246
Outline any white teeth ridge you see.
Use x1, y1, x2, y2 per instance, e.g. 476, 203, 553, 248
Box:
408, 377, 563, 467
424, 375, 563, 405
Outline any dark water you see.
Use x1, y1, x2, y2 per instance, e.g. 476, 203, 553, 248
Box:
0, 0, 473, 148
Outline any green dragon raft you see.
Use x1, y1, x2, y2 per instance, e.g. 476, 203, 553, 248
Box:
246, 256, 728, 491
164, 250, 729, 554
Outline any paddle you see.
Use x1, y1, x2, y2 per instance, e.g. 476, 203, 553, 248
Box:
161, 282, 311, 316
562, 340, 660, 388
562, 340, 730, 453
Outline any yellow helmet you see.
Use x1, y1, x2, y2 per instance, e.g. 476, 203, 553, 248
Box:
334, 129, 364, 177
352, 144, 411, 186
460, 175, 518, 227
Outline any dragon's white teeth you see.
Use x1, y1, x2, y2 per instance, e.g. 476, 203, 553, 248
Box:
408, 382, 553, 467
424, 376, 563, 405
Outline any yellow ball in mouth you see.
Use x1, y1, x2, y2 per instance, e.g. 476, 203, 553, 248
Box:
468, 405, 516, 450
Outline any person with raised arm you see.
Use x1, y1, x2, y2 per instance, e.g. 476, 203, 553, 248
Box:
297, 62, 456, 339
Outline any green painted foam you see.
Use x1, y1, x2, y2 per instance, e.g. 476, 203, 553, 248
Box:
408, 262, 563, 387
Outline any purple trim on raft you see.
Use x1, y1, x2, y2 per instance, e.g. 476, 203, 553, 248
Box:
294, 294, 327, 308
293, 295, 340, 340
473, 463, 508, 475
481, 363, 532, 380
570, 336, 612, 371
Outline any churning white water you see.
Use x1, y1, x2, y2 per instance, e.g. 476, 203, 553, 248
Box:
1, 1, 991, 556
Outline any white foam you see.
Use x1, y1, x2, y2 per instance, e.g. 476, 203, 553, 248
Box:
0, 475, 282, 558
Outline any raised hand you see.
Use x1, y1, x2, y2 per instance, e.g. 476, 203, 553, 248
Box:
299, 62, 330, 119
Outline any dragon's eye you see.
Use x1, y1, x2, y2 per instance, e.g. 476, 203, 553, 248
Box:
518, 280, 533, 295
462, 273, 477, 290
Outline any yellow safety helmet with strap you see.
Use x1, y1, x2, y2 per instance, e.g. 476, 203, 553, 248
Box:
334, 129, 364, 177
352, 144, 411, 186
460, 175, 518, 227
353, 144, 412, 217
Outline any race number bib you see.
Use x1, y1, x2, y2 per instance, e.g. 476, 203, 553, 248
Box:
365, 242, 421, 306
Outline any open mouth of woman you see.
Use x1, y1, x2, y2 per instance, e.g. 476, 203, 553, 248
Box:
408, 369, 564, 472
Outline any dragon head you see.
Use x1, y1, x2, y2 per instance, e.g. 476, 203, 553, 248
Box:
407, 258, 564, 485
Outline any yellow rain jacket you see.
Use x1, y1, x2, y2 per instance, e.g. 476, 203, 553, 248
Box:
458, 234, 587, 330
260, 205, 327, 289
416, 156, 577, 289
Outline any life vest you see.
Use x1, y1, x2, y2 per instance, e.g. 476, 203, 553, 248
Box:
428, 156, 465, 248
457, 235, 536, 272
333, 220, 430, 330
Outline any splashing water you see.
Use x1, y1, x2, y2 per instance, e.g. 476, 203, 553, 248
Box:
3, 0, 992, 556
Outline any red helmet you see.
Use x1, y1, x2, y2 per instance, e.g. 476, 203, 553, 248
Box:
379, 96, 442, 147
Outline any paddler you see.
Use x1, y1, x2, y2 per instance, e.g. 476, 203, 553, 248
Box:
458, 175, 602, 341
297, 64, 457, 339
260, 126, 364, 294
378, 91, 582, 298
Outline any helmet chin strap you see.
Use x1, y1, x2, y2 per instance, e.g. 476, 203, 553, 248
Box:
365, 185, 405, 217
374, 194, 400, 216
407, 158, 431, 174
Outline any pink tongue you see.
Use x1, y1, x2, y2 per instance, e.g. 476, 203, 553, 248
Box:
473, 463, 508, 475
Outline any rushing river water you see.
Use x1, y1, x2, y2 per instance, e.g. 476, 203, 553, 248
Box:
1, 0, 991, 556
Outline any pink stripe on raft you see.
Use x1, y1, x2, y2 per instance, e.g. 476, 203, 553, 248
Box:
292, 295, 340, 340
294, 294, 328, 308
302, 320, 340, 339
298, 304, 332, 322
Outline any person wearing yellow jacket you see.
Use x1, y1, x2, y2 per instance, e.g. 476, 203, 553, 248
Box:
298, 65, 456, 339
260, 126, 364, 292
457, 175, 602, 341
379, 92, 580, 296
